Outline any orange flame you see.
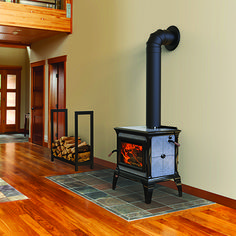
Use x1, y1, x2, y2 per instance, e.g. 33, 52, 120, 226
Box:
121, 142, 143, 167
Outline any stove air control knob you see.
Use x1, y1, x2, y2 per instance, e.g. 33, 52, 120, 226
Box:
161, 154, 166, 159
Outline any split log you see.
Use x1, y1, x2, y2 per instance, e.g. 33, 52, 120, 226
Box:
77, 152, 90, 162
60, 136, 81, 141
64, 143, 76, 149
62, 149, 67, 155
51, 136, 91, 164
70, 142, 90, 154
53, 140, 60, 147
64, 139, 81, 145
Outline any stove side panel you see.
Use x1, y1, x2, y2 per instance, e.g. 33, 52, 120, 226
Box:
151, 135, 175, 178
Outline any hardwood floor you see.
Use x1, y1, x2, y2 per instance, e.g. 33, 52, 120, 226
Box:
0, 142, 235, 235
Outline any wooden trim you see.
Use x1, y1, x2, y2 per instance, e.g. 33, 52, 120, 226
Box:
0, 44, 27, 49
159, 181, 236, 210
17, 69, 21, 133
43, 64, 45, 145
31, 60, 45, 68
29, 137, 32, 142
94, 157, 116, 170
48, 55, 67, 64
95, 158, 236, 209
30, 60, 45, 146
30, 65, 33, 141
0, 66, 22, 70
47, 56, 67, 148
43, 142, 48, 147
48, 64, 52, 148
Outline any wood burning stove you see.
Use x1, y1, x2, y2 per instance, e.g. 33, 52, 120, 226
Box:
112, 126, 182, 204
111, 26, 182, 204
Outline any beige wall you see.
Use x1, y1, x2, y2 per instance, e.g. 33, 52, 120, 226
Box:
29, 0, 236, 200
0, 47, 29, 129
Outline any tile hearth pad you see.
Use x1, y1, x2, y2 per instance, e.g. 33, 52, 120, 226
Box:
47, 169, 214, 221
0, 179, 28, 203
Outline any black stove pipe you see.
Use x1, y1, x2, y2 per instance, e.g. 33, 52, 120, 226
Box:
146, 26, 180, 129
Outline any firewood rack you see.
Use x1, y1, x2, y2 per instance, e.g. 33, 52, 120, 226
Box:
50, 109, 94, 171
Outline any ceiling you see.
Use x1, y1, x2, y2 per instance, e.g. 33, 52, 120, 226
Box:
0, 25, 64, 47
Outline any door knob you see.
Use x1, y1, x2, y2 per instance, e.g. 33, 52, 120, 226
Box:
31, 107, 34, 110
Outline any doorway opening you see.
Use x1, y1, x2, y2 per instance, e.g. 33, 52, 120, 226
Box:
48, 55, 66, 147
0, 66, 21, 134
30, 61, 45, 146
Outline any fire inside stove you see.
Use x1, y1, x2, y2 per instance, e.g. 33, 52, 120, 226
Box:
120, 142, 143, 168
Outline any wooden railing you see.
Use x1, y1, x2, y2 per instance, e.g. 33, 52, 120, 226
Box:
0, 0, 72, 33
0, 0, 64, 9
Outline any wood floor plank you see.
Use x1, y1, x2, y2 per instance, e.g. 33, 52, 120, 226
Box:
0, 142, 235, 235
157, 216, 210, 236
19, 214, 52, 236
142, 219, 187, 236
182, 211, 233, 236
134, 221, 167, 236
193, 211, 236, 235
169, 215, 219, 236
203, 206, 236, 224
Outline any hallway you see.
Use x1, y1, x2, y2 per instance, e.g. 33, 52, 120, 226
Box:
0, 133, 29, 144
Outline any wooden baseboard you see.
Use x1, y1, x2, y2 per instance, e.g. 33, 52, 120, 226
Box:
43, 142, 48, 148
94, 157, 236, 209
29, 137, 32, 142
94, 157, 116, 169
159, 181, 236, 210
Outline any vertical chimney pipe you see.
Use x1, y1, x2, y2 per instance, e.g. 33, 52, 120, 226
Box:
146, 26, 180, 129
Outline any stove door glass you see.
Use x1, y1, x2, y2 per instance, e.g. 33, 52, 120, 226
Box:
120, 141, 143, 168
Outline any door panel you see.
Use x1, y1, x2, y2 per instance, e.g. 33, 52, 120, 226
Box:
0, 68, 21, 133
31, 65, 44, 146
57, 62, 65, 139
49, 60, 66, 143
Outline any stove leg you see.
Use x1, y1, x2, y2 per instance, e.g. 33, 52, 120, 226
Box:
112, 168, 119, 190
143, 183, 154, 204
174, 176, 182, 197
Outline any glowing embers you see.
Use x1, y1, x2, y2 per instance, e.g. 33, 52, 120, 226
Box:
121, 142, 143, 168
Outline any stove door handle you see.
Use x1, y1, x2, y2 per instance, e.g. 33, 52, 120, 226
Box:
168, 139, 180, 147
108, 149, 118, 157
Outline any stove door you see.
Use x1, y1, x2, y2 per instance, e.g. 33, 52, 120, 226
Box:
151, 135, 175, 178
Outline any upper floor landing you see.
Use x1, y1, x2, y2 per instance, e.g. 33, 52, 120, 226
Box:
0, 0, 72, 47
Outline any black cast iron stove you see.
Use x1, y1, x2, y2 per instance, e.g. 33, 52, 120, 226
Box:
112, 126, 181, 204
111, 26, 182, 204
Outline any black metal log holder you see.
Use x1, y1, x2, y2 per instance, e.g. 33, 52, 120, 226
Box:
74, 111, 94, 171
50, 109, 94, 171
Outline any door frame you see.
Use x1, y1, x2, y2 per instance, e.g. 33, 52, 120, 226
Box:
48, 55, 67, 148
0, 65, 22, 133
30, 60, 45, 144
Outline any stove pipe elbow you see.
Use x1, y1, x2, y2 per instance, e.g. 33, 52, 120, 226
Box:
146, 26, 180, 129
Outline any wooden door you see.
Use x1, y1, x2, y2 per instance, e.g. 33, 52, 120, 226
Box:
48, 56, 66, 144
0, 67, 21, 133
31, 64, 44, 146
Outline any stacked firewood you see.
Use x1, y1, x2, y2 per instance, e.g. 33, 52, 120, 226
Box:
51, 136, 91, 163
